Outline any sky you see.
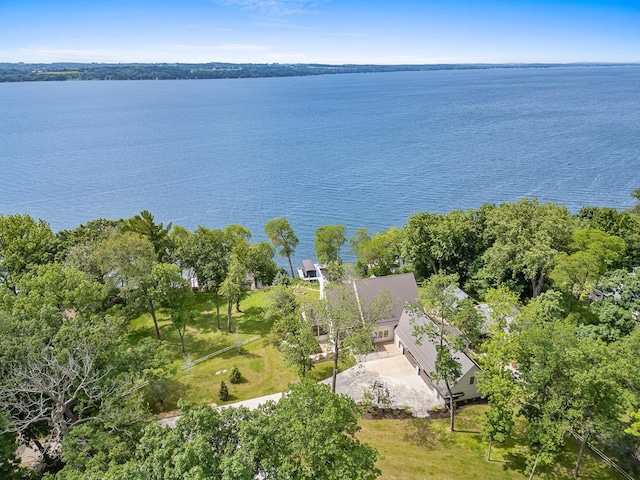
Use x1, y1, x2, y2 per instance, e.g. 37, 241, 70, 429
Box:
1, 0, 640, 64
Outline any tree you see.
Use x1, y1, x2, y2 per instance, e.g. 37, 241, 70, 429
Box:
0, 415, 23, 480
314, 281, 392, 393
481, 402, 514, 461
218, 381, 229, 401
410, 273, 475, 432
315, 224, 347, 266
549, 228, 626, 301
101, 403, 248, 479
229, 366, 242, 384
565, 338, 628, 478
9, 263, 106, 318
265, 217, 299, 278
508, 293, 633, 479
401, 208, 490, 281
174, 226, 230, 330
269, 285, 319, 378
121, 210, 173, 262
578, 205, 640, 267
0, 339, 149, 466
245, 242, 278, 288
629, 187, 640, 216
477, 289, 519, 461
219, 254, 248, 334
476, 198, 574, 297
584, 268, 640, 342
235, 381, 380, 480
350, 227, 402, 277
0, 214, 57, 294
98, 382, 380, 480
151, 263, 193, 353
88, 231, 160, 334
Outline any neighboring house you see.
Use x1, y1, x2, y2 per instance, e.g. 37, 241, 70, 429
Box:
182, 269, 199, 290
310, 272, 419, 343
445, 285, 516, 334
394, 310, 481, 402
298, 259, 319, 280
444, 285, 469, 308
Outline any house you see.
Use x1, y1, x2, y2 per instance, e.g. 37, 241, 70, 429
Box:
394, 310, 481, 402
311, 272, 419, 343
182, 269, 199, 291
298, 259, 320, 280
352, 273, 419, 342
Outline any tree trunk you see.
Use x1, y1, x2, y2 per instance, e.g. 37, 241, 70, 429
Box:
331, 338, 339, 393
149, 300, 161, 340
227, 297, 232, 334
287, 254, 295, 278
215, 291, 221, 330
178, 326, 186, 353
487, 439, 493, 461
574, 429, 589, 478
528, 451, 541, 480
430, 258, 438, 275
236, 299, 241, 313
448, 392, 455, 432
532, 274, 545, 298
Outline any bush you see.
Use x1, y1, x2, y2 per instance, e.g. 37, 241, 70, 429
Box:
218, 381, 229, 401
229, 366, 242, 384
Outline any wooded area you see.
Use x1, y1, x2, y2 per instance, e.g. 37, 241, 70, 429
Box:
1, 191, 640, 479
0, 62, 628, 83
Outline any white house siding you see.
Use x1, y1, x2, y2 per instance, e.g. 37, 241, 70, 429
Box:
451, 366, 481, 401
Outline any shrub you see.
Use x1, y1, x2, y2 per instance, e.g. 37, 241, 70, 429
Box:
229, 366, 242, 384
218, 381, 229, 401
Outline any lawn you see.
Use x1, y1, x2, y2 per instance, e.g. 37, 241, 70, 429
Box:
357, 405, 626, 480
128, 285, 329, 412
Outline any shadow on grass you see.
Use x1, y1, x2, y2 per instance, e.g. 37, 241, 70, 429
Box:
403, 419, 438, 449
235, 306, 271, 335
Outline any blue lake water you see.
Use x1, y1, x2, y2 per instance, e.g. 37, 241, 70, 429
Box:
1, 66, 640, 263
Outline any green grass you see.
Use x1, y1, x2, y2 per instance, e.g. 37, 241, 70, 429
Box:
128, 288, 336, 413
357, 405, 626, 480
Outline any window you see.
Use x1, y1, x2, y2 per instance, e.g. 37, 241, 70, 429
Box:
470, 376, 475, 385
383, 330, 389, 338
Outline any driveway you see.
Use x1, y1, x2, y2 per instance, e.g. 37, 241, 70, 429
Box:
321, 344, 444, 417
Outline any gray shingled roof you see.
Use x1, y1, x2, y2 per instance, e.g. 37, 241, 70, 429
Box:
395, 309, 478, 395
353, 272, 419, 325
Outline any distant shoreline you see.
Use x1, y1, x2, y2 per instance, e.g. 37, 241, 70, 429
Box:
1, 61, 638, 83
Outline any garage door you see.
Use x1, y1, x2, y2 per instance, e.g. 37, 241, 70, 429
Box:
404, 348, 418, 368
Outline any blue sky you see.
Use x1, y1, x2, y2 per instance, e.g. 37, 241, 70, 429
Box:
1, 0, 639, 64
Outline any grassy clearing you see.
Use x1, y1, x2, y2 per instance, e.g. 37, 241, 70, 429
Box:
357, 405, 625, 480
128, 287, 337, 412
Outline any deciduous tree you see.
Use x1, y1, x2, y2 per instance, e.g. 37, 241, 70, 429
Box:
314, 281, 392, 392
265, 217, 299, 278
0, 213, 57, 294
315, 224, 346, 266
476, 198, 574, 297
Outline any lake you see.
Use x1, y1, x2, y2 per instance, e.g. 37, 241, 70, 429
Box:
1, 66, 640, 262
